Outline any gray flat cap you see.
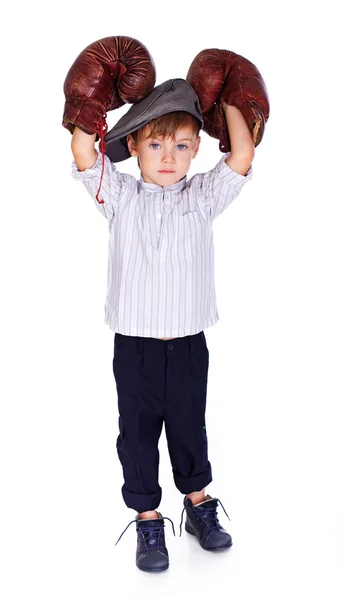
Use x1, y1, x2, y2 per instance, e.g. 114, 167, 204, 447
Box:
104, 78, 203, 163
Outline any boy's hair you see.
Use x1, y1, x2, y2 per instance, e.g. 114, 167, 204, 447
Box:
130, 111, 201, 144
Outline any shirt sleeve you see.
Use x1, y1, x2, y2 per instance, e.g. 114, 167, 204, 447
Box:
71, 150, 128, 225
189, 151, 253, 221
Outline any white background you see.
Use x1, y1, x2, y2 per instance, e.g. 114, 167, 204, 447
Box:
1, 1, 342, 598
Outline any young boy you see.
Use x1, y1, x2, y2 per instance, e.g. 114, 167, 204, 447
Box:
71, 78, 254, 572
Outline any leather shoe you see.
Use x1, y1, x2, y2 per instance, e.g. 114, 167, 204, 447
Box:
179, 495, 232, 551
115, 512, 175, 572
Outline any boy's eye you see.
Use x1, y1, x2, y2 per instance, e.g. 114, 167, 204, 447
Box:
149, 143, 188, 150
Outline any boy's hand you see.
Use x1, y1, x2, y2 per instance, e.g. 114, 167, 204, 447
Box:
62, 36, 156, 138
186, 49, 269, 152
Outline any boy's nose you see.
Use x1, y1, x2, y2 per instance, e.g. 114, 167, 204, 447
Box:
162, 149, 175, 162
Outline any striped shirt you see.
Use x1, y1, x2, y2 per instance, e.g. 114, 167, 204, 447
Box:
72, 150, 253, 338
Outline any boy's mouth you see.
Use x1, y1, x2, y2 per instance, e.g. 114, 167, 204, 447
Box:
158, 170, 175, 173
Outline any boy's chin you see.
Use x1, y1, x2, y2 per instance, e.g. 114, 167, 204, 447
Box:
142, 172, 185, 185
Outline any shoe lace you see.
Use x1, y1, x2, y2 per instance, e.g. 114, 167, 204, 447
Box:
179, 498, 231, 537
115, 516, 176, 548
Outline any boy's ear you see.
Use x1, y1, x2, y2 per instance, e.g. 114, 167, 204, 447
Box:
127, 134, 139, 157
192, 135, 201, 158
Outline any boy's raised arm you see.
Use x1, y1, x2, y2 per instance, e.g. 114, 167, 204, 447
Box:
186, 48, 270, 175
62, 36, 157, 172
223, 103, 255, 176
71, 126, 97, 172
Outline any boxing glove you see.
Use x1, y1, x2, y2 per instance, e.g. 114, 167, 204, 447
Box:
186, 49, 269, 152
62, 36, 156, 136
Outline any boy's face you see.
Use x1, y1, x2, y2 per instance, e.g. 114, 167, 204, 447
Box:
126, 126, 201, 186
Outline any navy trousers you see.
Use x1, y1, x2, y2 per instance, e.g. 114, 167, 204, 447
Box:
112, 331, 213, 513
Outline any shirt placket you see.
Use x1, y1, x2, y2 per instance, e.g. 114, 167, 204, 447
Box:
156, 190, 170, 262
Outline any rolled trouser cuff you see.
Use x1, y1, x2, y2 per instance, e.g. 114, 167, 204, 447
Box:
121, 484, 162, 513
173, 462, 213, 494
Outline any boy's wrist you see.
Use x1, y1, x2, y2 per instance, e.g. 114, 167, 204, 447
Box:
72, 126, 97, 142
222, 102, 242, 115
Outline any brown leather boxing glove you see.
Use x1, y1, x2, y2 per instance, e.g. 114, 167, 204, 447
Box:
62, 36, 156, 137
186, 49, 269, 152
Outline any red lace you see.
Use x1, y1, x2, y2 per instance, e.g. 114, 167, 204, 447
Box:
95, 116, 108, 204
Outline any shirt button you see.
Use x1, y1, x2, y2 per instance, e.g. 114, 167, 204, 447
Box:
156, 214, 161, 219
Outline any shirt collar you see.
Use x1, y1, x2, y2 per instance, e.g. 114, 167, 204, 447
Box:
138, 175, 187, 194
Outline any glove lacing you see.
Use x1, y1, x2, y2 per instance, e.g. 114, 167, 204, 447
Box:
95, 115, 108, 204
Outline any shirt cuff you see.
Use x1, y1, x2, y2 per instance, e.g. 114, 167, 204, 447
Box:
71, 150, 102, 180
215, 151, 253, 184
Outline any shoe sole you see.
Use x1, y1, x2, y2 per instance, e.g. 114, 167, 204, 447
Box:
137, 563, 169, 572
185, 522, 233, 551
